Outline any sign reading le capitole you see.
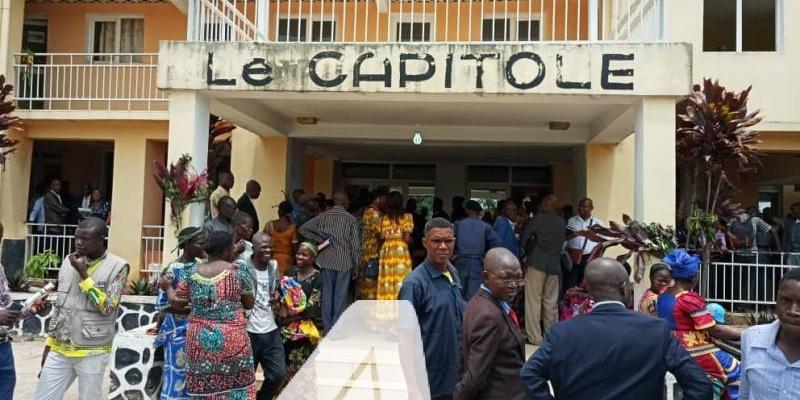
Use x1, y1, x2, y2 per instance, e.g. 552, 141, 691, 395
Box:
157, 42, 691, 96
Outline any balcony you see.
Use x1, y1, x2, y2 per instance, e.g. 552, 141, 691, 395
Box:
12, 53, 167, 117
187, 0, 665, 43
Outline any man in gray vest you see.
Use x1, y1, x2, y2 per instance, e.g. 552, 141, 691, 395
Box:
33, 217, 130, 400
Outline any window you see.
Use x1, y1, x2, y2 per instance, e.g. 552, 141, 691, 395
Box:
89, 16, 144, 62
393, 164, 435, 181
341, 163, 390, 179
278, 18, 308, 42
396, 22, 431, 42
202, 23, 232, 41
468, 166, 510, 183
482, 18, 540, 41
311, 20, 336, 42
703, 0, 778, 52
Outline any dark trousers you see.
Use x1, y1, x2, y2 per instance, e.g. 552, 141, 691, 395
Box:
0, 341, 14, 400
454, 257, 483, 301
563, 254, 589, 292
321, 268, 351, 333
248, 330, 286, 400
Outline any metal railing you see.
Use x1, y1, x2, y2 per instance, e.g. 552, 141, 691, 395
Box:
700, 251, 800, 312
24, 223, 78, 275
12, 53, 167, 113
188, 0, 665, 43
141, 225, 165, 280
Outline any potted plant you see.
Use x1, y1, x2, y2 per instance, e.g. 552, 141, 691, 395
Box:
24, 250, 60, 287
152, 153, 210, 234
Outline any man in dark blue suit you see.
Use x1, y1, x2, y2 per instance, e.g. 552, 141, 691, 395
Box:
520, 258, 713, 400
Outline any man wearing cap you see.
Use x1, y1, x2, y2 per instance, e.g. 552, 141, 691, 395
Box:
453, 200, 502, 300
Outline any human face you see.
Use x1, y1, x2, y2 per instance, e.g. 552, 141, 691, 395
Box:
792, 205, 800, 219
424, 228, 455, 268
254, 237, 273, 265
91, 190, 102, 202
295, 246, 315, 268
651, 270, 671, 292
184, 234, 207, 260
777, 279, 800, 336
220, 201, 236, 220
236, 220, 253, 241
504, 202, 517, 219
485, 267, 524, 302
74, 227, 103, 258
578, 200, 593, 219
51, 180, 62, 193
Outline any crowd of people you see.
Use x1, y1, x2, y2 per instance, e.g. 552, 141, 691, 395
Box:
0, 169, 798, 400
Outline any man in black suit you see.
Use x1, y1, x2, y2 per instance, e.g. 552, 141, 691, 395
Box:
520, 258, 713, 400
455, 247, 526, 400
237, 180, 261, 232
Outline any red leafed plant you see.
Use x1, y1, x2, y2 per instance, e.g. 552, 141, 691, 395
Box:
0, 75, 23, 171
153, 153, 209, 232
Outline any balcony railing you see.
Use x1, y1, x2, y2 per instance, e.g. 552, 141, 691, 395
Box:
12, 53, 167, 113
141, 225, 165, 281
189, 0, 665, 43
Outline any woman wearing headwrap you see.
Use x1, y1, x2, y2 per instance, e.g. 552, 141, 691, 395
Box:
154, 226, 206, 400
638, 262, 671, 317
657, 249, 742, 400
278, 242, 323, 383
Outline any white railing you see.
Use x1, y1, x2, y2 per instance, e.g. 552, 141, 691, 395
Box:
12, 53, 167, 112
141, 225, 165, 280
25, 223, 78, 275
188, 0, 664, 43
701, 251, 800, 312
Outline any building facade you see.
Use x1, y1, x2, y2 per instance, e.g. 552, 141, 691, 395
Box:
0, 0, 798, 280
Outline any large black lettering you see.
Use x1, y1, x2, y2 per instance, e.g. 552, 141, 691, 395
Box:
399, 53, 435, 88
601, 53, 634, 90
206, 52, 236, 86
353, 52, 392, 88
241, 58, 272, 86
308, 51, 347, 88
444, 53, 454, 89
461, 53, 500, 89
555, 53, 590, 90
505, 52, 545, 90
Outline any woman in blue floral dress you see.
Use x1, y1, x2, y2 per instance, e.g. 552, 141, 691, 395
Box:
154, 227, 206, 400
164, 230, 256, 399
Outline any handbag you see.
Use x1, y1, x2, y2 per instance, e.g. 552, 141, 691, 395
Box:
364, 258, 380, 280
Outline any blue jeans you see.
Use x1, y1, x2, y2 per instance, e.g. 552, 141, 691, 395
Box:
248, 330, 286, 400
0, 341, 15, 400
454, 257, 483, 301
320, 268, 350, 333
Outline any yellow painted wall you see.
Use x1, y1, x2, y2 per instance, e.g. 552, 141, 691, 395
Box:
551, 161, 574, 208
585, 134, 635, 224
143, 140, 167, 226
312, 158, 334, 196
230, 129, 288, 226
0, 129, 33, 240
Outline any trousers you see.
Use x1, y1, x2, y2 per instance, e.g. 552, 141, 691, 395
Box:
320, 268, 351, 333
524, 266, 559, 344
33, 352, 110, 400
248, 329, 287, 400
0, 341, 14, 400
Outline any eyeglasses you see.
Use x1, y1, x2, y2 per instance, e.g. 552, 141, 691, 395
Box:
488, 271, 525, 286
428, 238, 455, 246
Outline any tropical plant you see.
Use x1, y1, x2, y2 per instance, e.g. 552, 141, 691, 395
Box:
152, 153, 210, 233
207, 115, 236, 180
586, 214, 676, 283
19, 49, 35, 81
0, 75, 23, 171
127, 277, 156, 296
24, 250, 60, 279
6, 272, 27, 292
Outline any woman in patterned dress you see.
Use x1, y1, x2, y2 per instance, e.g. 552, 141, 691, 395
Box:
154, 227, 206, 400
359, 189, 387, 300
164, 230, 256, 399
638, 262, 671, 317
377, 191, 414, 300
278, 242, 323, 381
657, 249, 742, 400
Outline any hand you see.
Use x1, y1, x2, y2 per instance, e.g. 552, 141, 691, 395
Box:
234, 239, 246, 255
68, 253, 89, 279
0, 309, 21, 326
158, 274, 173, 290
146, 326, 159, 335
29, 293, 50, 315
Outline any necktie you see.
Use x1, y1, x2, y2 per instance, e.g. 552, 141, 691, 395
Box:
508, 308, 520, 328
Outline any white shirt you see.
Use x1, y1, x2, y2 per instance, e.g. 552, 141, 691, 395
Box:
246, 259, 278, 334
566, 215, 605, 254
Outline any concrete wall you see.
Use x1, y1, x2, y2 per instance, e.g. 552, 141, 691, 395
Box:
230, 129, 288, 226
585, 134, 635, 224
434, 163, 467, 213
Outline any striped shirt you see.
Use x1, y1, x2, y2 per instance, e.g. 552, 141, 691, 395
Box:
740, 320, 800, 399
298, 205, 361, 272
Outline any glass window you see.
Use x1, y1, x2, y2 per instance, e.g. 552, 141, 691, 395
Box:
517, 20, 541, 41
396, 22, 431, 42
468, 166, 509, 183
704, 0, 777, 52
91, 18, 144, 62
703, 0, 736, 51
742, 0, 775, 51
341, 163, 390, 179
482, 18, 510, 41
511, 166, 551, 185
278, 18, 308, 42
311, 20, 336, 42
392, 164, 435, 181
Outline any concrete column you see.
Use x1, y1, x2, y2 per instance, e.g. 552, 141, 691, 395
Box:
0, 130, 32, 240
0, 0, 24, 77
108, 135, 148, 281
230, 128, 287, 229
584, 136, 635, 224
163, 91, 209, 258
551, 162, 574, 208
285, 138, 306, 194
634, 97, 676, 225
312, 159, 334, 196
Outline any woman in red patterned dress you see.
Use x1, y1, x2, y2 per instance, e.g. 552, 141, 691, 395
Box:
165, 230, 256, 399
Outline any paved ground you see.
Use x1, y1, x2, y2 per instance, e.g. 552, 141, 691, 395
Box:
11, 335, 538, 399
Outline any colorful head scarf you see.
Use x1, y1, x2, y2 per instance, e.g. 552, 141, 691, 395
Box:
662, 249, 701, 280
299, 241, 318, 257
706, 303, 726, 324
172, 226, 204, 253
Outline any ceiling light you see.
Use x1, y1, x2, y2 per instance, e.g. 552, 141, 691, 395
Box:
548, 121, 570, 131
297, 116, 318, 125
412, 125, 423, 145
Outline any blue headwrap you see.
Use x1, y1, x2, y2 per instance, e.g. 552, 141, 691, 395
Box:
662, 249, 701, 280
706, 303, 726, 324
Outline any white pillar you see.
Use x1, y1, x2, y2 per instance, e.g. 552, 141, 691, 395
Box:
163, 91, 209, 258
256, 0, 269, 41
588, 0, 599, 41
634, 97, 675, 225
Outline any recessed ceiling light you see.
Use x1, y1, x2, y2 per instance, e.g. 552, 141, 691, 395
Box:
549, 121, 570, 131
297, 116, 318, 125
